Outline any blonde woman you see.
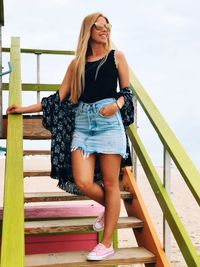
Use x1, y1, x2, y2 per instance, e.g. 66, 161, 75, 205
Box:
7, 12, 131, 260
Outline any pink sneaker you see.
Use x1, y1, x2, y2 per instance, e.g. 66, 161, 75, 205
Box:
93, 212, 104, 232
87, 243, 114, 261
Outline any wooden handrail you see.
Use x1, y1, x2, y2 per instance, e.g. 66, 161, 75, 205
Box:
2, 82, 59, 91
0, 37, 24, 267
2, 47, 75, 55
129, 69, 200, 206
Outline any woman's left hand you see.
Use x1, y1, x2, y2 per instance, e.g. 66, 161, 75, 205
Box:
99, 102, 118, 117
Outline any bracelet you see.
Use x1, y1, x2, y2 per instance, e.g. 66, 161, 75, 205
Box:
116, 100, 123, 110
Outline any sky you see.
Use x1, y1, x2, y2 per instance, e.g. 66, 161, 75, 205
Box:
1, 0, 200, 168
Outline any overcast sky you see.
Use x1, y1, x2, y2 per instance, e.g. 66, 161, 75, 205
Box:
1, 0, 200, 168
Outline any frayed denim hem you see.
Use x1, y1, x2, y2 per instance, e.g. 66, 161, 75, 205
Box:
71, 146, 90, 159
71, 146, 128, 160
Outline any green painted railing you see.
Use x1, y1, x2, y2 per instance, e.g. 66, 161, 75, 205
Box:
0, 37, 24, 267
2, 47, 75, 55
128, 71, 200, 266
129, 70, 200, 206
128, 125, 200, 267
2, 82, 59, 91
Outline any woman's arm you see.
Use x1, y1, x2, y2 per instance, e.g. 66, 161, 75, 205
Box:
6, 102, 42, 114
7, 59, 75, 114
115, 50, 130, 88
115, 50, 130, 108
58, 59, 75, 102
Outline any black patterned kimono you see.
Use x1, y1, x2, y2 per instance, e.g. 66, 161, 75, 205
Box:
41, 87, 134, 195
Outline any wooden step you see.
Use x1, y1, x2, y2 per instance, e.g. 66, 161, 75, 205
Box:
23, 203, 103, 220
24, 170, 51, 177
24, 216, 143, 235
24, 191, 133, 203
23, 150, 51, 156
3, 115, 51, 139
25, 247, 156, 266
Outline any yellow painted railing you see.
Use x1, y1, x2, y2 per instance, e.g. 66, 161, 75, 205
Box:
0, 37, 24, 267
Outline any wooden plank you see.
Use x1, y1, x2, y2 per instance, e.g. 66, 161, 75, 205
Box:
0, 203, 104, 221
127, 125, 200, 267
23, 150, 50, 156
24, 170, 51, 177
22, 115, 51, 139
3, 82, 59, 92
25, 247, 156, 267
129, 66, 200, 206
24, 192, 89, 202
24, 216, 143, 235
24, 191, 133, 203
0, 37, 24, 267
24, 233, 98, 255
121, 167, 170, 267
2, 116, 51, 139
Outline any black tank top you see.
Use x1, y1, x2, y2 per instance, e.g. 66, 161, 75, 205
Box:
80, 50, 118, 103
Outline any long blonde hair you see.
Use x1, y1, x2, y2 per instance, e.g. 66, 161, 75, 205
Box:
70, 12, 111, 103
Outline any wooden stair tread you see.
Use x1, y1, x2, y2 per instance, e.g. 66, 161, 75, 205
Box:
25, 247, 156, 266
24, 192, 89, 202
25, 216, 143, 234
24, 170, 51, 177
24, 191, 133, 202
23, 150, 51, 155
3, 115, 51, 139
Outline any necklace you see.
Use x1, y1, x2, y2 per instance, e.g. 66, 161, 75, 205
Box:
86, 52, 109, 80
85, 55, 108, 80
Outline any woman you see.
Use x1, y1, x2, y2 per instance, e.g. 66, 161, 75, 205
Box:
7, 12, 131, 261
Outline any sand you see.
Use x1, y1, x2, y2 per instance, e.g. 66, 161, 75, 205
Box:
0, 156, 199, 267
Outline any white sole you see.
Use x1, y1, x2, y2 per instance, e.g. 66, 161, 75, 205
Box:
92, 225, 104, 232
87, 251, 115, 261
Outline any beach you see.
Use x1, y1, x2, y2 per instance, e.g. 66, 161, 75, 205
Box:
0, 156, 199, 266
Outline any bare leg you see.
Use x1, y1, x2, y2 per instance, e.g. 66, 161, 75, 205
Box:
99, 154, 121, 247
71, 150, 105, 206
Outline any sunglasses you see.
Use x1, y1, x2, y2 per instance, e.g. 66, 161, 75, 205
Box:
93, 22, 112, 32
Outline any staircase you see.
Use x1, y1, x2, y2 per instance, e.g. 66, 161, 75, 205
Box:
23, 166, 168, 267
23, 185, 156, 267
0, 37, 200, 267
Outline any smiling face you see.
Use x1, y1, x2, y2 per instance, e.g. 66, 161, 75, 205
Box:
90, 16, 111, 46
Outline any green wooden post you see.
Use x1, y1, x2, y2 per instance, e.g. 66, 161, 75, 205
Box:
0, 37, 24, 267
0, 26, 2, 139
97, 230, 118, 267
97, 230, 118, 248
0, 0, 4, 139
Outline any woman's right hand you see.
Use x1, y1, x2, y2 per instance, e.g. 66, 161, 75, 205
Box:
6, 104, 24, 114
7, 102, 42, 114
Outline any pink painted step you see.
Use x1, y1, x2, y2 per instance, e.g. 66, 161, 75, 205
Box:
25, 233, 98, 255
24, 202, 104, 219
0, 202, 104, 255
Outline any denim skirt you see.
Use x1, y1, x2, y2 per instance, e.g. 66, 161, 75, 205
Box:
71, 98, 127, 158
